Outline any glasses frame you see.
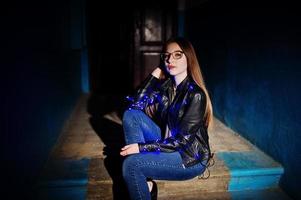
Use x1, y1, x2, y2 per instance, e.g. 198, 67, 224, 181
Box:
160, 50, 184, 61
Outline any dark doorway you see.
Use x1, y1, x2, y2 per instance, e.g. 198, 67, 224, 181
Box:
87, 0, 177, 95
132, 1, 177, 88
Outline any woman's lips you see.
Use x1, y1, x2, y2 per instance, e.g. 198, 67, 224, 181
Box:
167, 64, 175, 70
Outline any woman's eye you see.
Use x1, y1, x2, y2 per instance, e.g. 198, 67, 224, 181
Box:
174, 53, 182, 58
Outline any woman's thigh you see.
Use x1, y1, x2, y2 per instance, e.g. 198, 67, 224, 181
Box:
123, 109, 161, 143
123, 152, 205, 181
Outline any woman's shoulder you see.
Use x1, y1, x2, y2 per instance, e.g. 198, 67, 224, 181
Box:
187, 80, 205, 96
185, 81, 206, 105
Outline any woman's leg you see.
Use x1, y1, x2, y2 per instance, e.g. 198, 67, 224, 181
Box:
122, 109, 162, 199
122, 109, 161, 145
122, 152, 206, 200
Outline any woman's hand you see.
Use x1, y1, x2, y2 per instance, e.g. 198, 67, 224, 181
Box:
151, 67, 162, 79
120, 143, 139, 156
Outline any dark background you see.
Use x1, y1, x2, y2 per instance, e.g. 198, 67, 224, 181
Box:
1, 0, 300, 199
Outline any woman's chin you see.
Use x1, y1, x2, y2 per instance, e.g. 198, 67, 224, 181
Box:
167, 69, 178, 76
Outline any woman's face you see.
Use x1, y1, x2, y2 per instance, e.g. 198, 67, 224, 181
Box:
163, 42, 188, 78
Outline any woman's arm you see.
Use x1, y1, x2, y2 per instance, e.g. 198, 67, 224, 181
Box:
138, 90, 206, 153
126, 67, 162, 114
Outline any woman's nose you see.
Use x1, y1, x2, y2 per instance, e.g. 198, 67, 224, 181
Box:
166, 55, 172, 64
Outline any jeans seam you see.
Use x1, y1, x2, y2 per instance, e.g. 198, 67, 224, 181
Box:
130, 163, 145, 200
135, 160, 185, 169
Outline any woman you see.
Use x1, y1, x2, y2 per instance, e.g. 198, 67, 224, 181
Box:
120, 37, 213, 200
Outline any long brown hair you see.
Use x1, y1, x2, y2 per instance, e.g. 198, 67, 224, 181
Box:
161, 37, 213, 128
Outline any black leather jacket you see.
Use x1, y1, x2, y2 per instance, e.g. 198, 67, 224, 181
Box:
126, 74, 212, 168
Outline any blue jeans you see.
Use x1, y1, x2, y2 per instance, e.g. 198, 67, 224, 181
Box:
122, 110, 206, 200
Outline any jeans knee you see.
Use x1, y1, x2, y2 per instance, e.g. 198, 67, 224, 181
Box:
123, 109, 142, 123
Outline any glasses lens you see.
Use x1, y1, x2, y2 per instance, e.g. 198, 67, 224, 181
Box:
161, 51, 183, 61
173, 52, 183, 59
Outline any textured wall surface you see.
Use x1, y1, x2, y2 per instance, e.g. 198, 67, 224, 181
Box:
186, 1, 301, 199
1, 1, 83, 198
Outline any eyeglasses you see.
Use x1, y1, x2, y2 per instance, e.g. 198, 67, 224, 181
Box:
160, 51, 184, 61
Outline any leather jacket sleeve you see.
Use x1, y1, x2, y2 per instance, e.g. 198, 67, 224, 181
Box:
126, 74, 160, 116
138, 90, 206, 153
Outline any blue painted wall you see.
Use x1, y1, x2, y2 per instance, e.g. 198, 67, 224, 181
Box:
1, 0, 85, 198
185, 1, 301, 199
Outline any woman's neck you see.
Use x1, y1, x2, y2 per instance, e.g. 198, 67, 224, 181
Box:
173, 72, 187, 87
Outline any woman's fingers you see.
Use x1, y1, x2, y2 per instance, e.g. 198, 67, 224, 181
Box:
120, 149, 131, 156
151, 67, 162, 78
120, 143, 139, 156
120, 145, 130, 156
120, 150, 127, 156
121, 145, 129, 150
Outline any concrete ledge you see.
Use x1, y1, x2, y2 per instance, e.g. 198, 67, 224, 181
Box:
217, 151, 284, 191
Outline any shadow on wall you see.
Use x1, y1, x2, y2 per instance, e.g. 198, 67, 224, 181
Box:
87, 93, 130, 200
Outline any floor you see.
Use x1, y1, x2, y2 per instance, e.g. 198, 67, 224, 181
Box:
35, 94, 293, 200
